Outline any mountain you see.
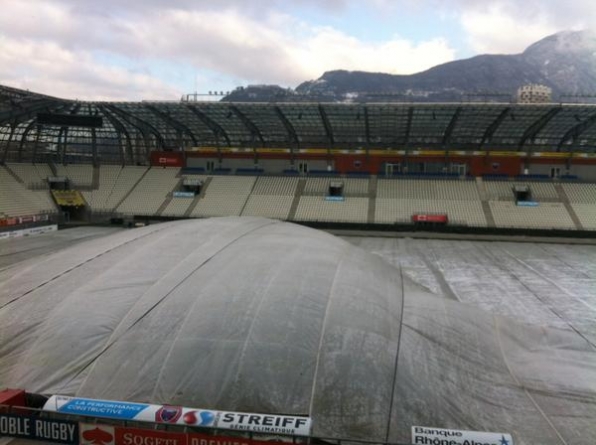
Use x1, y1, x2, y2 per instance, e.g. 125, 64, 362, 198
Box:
223, 30, 596, 103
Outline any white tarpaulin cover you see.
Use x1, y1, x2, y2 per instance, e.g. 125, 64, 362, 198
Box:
1, 217, 595, 445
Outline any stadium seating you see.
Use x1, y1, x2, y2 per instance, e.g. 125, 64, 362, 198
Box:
489, 201, 576, 230
7, 163, 53, 187
0, 167, 57, 217
377, 179, 480, 201
191, 176, 256, 217
374, 199, 487, 227
570, 204, 596, 230
4, 162, 596, 233
294, 196, 369, 223
562, 183, 596, 203
374, 179, 485, 226
82, 166, 148, 213
160, 197, 195, 217
561, 183, 596, 229
54, 164, 94, 187
117, 167, 180, 215
241, 176, 299, 220
484, 181, 559, 201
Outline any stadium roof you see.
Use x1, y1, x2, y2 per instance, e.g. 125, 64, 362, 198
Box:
1, 217, 595, 444
1, 84, 596, 164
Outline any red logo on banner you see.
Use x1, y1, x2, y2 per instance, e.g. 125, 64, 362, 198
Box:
80, 424, 115, 445
156, 406, 183, 423
116, 427, 187, 445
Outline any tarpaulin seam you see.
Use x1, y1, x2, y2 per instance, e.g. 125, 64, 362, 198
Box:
494, 315, 568, 445
229, 244, 303, 403
307, 243, 351, 418
64, 218, 279, 396
0, 224, 171, 312
491, 245, 596, 349
148, 219, 282, 402
384, 267, 406, 443
500, 246, 596, 312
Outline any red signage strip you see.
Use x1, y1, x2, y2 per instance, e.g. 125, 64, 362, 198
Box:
150, 151, 185, 168
188, 432, 286, 445
411, 214, 448, 224
80, 423, 290, 445
116, 427, 187, 445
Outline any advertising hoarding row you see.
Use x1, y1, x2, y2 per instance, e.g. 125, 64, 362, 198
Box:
44, 396, 311, 436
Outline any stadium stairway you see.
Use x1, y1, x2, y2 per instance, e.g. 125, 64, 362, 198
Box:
4, 165, 25, 184
367, 175, 377, 224
184, 177, 212, 217
92, 166, 100, 190
475, 177, 488, 201
476, 177, 496, 227
156, 178, 184, 216
239, 177, 259, 216
481, 201, 496, 228
288, 178, 307, 221
555, 183, 584, 230
48, 161, 58, 177
112, 167, 150, 211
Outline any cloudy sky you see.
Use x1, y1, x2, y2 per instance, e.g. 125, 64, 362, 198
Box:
0, 0, 591, 101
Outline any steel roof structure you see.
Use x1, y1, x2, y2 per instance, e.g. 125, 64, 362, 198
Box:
2, 84, 596, 165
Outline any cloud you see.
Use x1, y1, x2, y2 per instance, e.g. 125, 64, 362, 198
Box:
460, 4, 558, 54
0, 0, 457, 99
0, 37, 180, 101
451, 0, 595, 54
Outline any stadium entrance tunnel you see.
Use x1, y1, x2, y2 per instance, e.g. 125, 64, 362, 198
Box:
0, 217, 595, 444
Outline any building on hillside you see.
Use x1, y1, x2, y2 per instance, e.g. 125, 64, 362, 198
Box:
517, 84, 552, 103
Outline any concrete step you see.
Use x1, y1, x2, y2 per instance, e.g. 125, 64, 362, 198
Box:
481, 201, 496, 228
184, 177, 212, 217
367, 175, 377, 224
288, 178, 306, 221
555, 183, 584, 230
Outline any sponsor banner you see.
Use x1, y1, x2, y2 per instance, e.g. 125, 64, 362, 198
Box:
80, 424, 290, 445
1, 225, 58, 240
188, 432, 287, 445
485, 151, 524, 157
80, 423, 116, 445
116, 426, 187, 445
530, 152, 569, 158
516, 201, 539, 207
257, 148, 290, 154
325, 196, 345, 202
52, 190, 86, 207
412, 214, 448, 223
0, 413, 78, 444
173, 191, 196, 198
150, 151, 185, 167
418, 150, 446, 156
412, 426, 513, 445
45, 396, 151, 420
46, 396, 312, 437
182, 411, 311, 436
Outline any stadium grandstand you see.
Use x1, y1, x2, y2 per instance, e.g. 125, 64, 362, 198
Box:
1, 84, 596, 234
1, 84, 596, 445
